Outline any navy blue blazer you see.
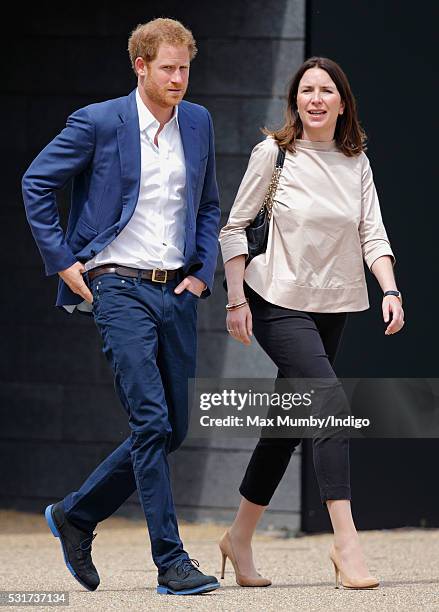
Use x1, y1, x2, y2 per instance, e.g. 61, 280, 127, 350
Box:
22, 89, 220, 310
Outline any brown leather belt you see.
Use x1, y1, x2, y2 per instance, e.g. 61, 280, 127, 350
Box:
87, 265, 181, 284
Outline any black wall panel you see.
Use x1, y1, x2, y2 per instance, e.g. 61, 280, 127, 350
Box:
302, 0, 438, 531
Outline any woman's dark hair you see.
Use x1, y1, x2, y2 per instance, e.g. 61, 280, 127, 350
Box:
264, 56, 366, 157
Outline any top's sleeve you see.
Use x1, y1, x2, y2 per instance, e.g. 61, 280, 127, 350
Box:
358, 153, 396, 271
219, 138, 278, 264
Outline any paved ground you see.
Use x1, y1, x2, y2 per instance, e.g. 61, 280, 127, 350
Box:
1, 510, 438, 611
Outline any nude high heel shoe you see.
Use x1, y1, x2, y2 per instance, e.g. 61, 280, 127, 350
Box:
219, 530, 271, 587
329, 548, 379, 589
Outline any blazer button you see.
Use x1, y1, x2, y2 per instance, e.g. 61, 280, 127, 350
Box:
90, 249, 96, 256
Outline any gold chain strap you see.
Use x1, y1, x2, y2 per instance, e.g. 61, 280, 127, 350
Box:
257, 162, 283, 221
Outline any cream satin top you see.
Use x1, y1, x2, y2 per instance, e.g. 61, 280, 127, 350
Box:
219, 137, 396, 313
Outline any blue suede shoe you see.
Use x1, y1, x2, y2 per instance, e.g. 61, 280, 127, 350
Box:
45, 502, 99, 591
157, 558, 220, 595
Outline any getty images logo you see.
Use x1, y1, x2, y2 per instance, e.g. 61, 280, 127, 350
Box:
199, 389, 314, 411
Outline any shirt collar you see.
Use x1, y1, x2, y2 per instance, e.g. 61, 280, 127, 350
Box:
135, 88, 179, 133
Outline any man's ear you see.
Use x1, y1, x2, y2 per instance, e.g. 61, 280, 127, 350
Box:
135, 57, 147, 77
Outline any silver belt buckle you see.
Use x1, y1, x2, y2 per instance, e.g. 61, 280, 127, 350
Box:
151, 269, 167, 283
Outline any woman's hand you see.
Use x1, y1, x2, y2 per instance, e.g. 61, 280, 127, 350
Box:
383, 296, 405, 335
226, 303, 253, 345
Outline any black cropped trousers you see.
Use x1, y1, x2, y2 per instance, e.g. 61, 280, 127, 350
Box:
239, 285, 350, 506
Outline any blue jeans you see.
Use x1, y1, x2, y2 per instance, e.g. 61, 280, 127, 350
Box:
63, 271, 198, 572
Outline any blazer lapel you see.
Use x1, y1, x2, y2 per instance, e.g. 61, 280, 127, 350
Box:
178, 103, 199, 227
117, 89, 141, 215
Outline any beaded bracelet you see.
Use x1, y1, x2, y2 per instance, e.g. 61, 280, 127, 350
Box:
226, 298, 249, 311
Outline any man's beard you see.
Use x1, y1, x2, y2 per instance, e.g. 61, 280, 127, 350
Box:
144, 82, 184, 107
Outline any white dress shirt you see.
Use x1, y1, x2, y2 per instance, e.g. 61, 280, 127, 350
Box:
65, 89, 187, 313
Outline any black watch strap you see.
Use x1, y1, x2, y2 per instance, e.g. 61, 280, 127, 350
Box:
383, 290, 402, 303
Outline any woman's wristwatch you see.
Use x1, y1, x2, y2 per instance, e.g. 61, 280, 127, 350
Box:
383, 290, 402, 305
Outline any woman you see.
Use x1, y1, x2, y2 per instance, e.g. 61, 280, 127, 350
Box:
218, 56, 404, 590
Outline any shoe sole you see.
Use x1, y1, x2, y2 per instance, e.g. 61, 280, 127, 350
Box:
157, 581, 220, 595
44, 504, 97, 592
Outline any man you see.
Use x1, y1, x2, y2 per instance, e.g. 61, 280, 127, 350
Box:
22, 18, 220, 596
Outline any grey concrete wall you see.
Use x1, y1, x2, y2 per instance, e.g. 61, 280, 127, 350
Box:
176, 0, 306, 531
0, 1, 305, 533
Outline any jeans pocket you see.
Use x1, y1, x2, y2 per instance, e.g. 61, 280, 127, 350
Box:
92, 273, 136, 294
90, 275, 137, 318
185, 288, 200, 300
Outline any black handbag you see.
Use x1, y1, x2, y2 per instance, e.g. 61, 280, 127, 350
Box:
246, 146, 285, 264
223, 145, 285, 291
